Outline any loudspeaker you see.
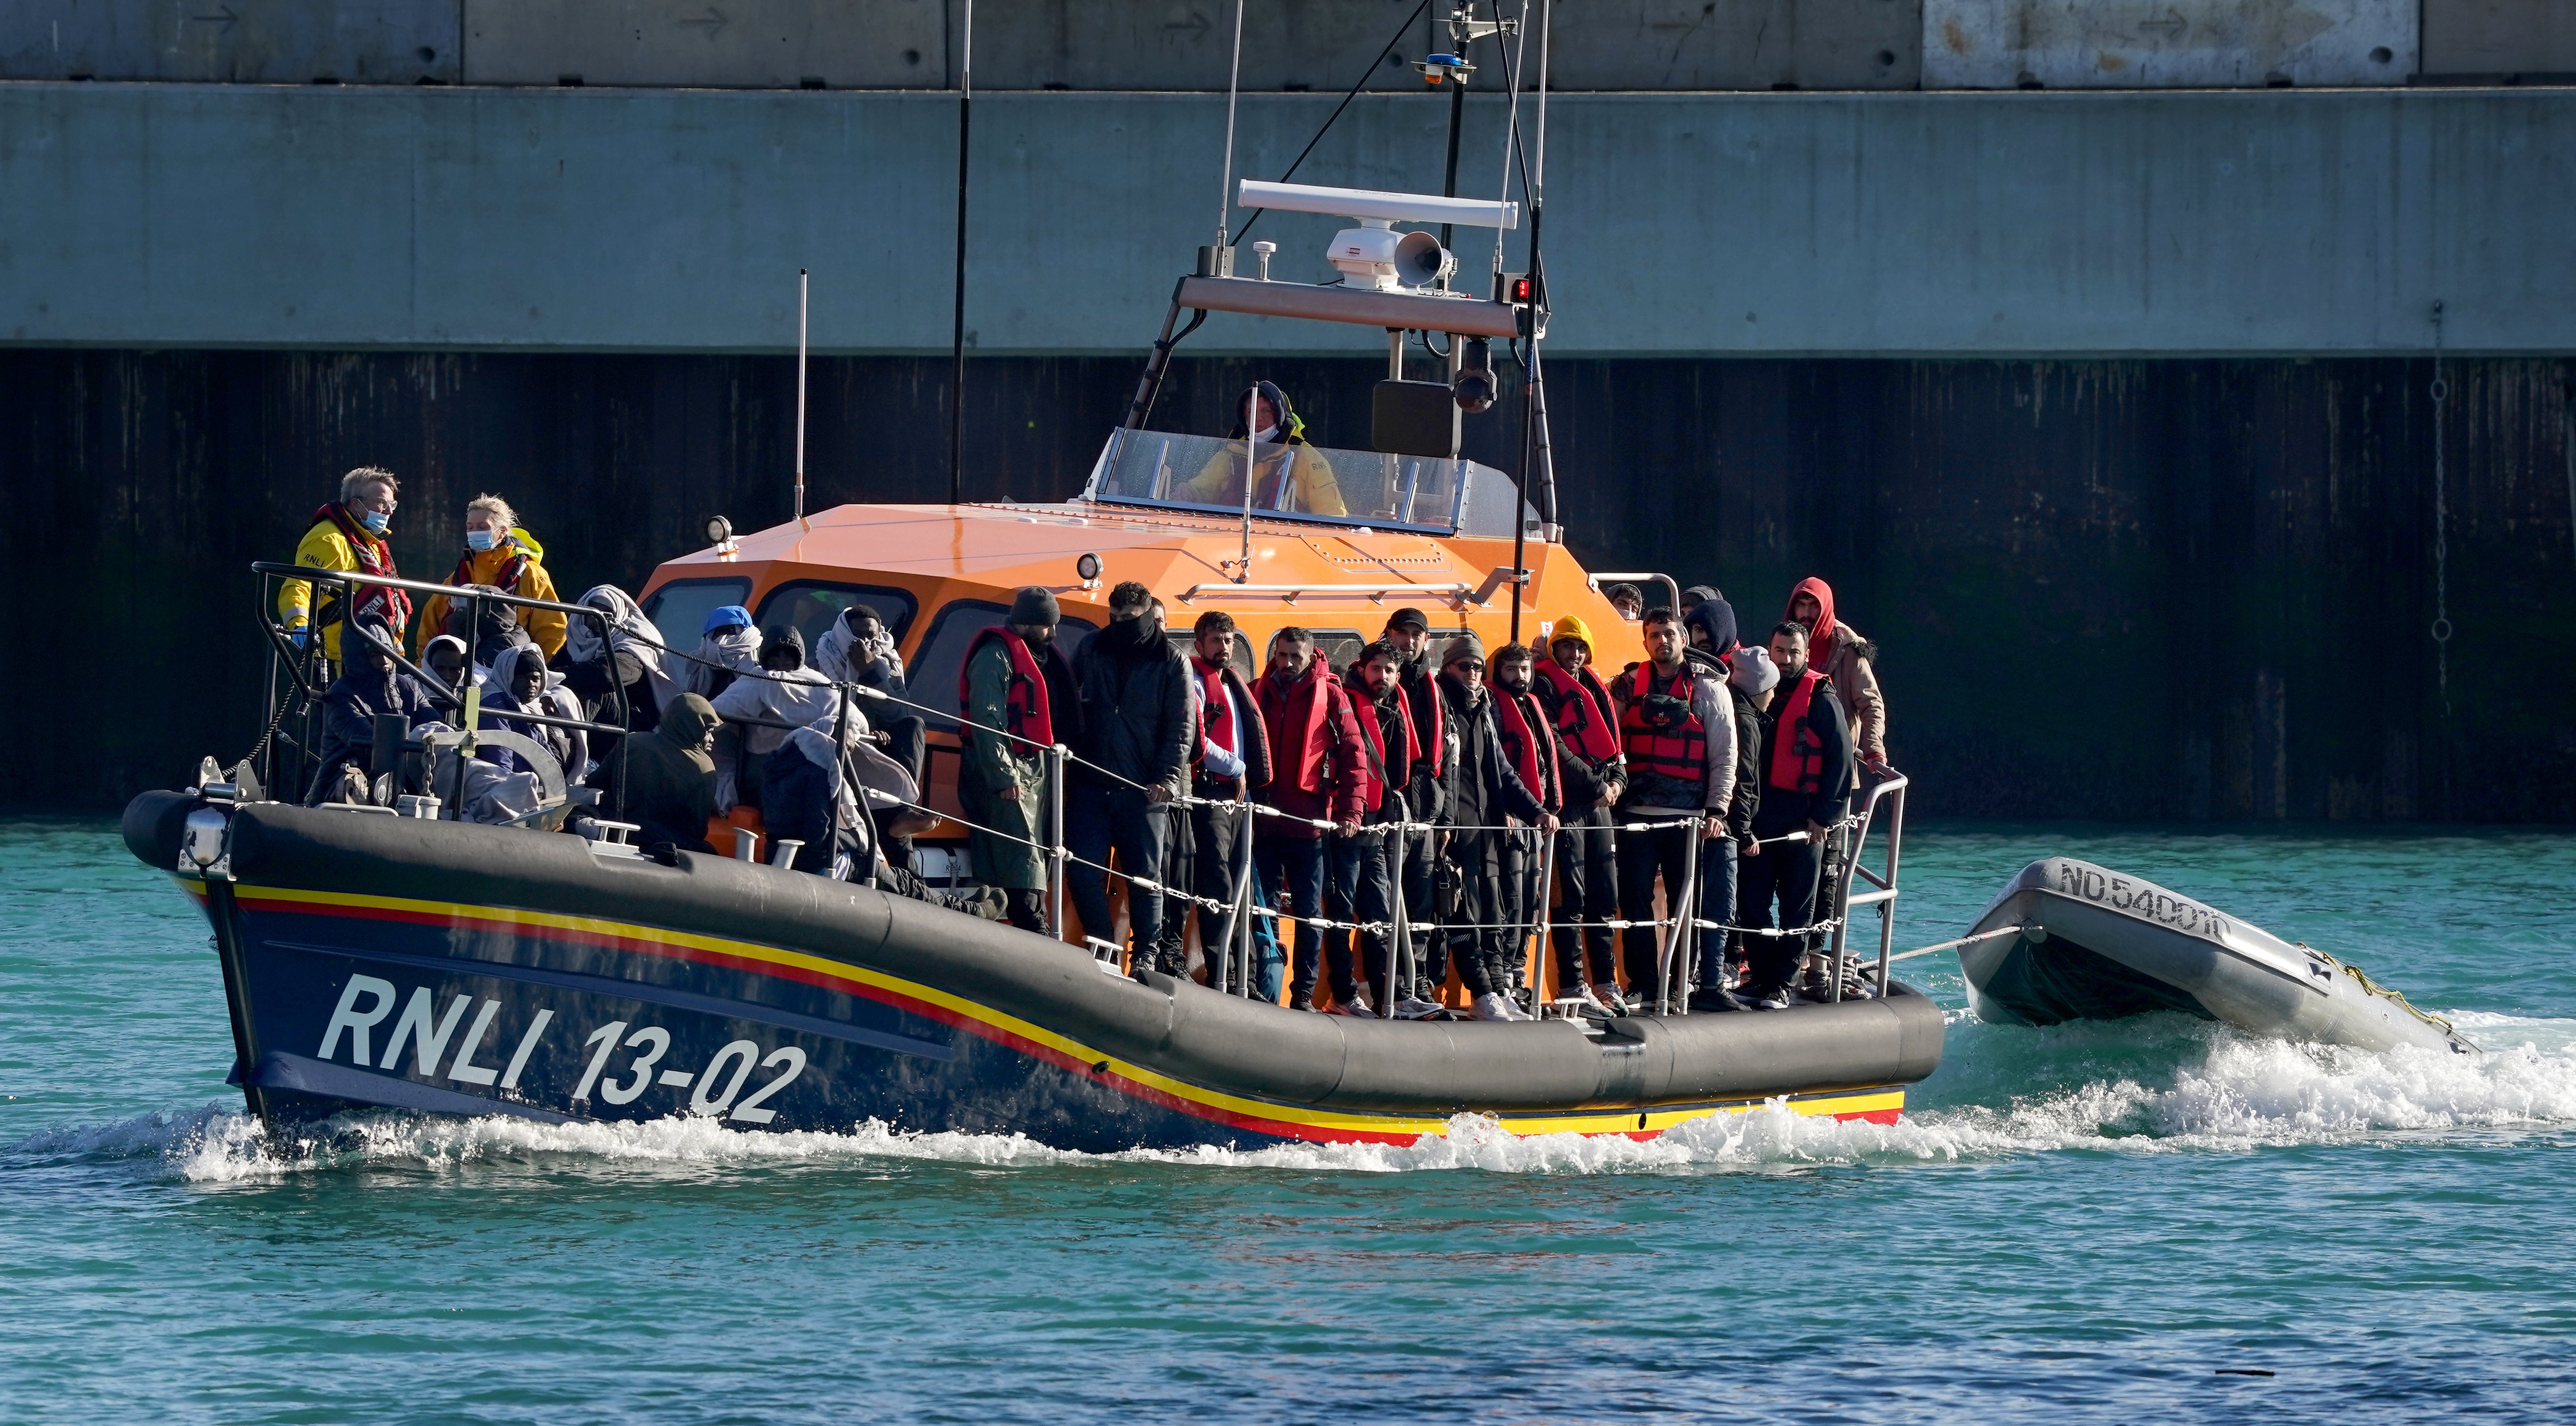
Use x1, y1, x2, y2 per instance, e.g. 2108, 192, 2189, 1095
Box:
1374, 380, 1458, 458
1392, 231, 1454, 288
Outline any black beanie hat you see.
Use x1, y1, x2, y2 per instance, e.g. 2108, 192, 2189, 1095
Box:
1010, 586, 1061, 627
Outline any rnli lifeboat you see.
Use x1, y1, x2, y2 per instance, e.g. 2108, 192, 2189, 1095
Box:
124, 165, 1944, 1150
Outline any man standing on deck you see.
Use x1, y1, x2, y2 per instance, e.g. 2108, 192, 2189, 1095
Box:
278, 466, 413, 666
1381, 607, 1449, 1004
1254, 627, 1370, 1011
1068, 582, 1193, 978
1434, 634, 1555, 1021
1532, 617, 1626, 1015
1613, 607, 1741, 1013
958, 587, 1079, 934
1332, 640, 1418, 1016
1490, 643, 1576, 1014
1737, 621, 1857, 1009
1159, 611, 1271, 991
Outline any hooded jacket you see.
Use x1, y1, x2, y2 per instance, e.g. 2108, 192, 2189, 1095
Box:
814, 608, 907, 694
625, 693, 720, 852
561, 584, 675, 718
1074, 612, 1194, 798
1175, 381, 1349, 517
1786, 576, 1888, 767
484, 643, 589, 783
417, 529, 564, 659
1684, 597, 1739, 661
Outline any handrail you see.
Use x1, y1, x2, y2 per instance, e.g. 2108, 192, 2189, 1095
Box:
1175, 581, 1474, 605
1585, 571, 1684, 614
1826, 771, 1909, 1000
253, 561, 612, 621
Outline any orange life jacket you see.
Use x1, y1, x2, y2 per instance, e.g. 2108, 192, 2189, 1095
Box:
1534, 658, 1620, 762
1768, 668, 1827, 795
1619, 662, 1708, 787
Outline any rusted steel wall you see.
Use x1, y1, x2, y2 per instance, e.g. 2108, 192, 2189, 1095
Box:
5, 349, 2571, 819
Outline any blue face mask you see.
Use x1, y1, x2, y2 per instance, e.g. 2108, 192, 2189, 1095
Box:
466, 528, 497, 552
361, 510, 392, 535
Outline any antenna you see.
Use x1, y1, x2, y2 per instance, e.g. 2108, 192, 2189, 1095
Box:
794, 268, 809, 526
947, 0, 974, 507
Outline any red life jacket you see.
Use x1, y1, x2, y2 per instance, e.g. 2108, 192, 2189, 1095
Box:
1619, 662, 1708, 786
1768, 668, 1827, 795
1533, 658, 1620, 762
309, 503, 413, 633
1492, 685, 1560, 809
450, 538, 533, 596
1402, 665, 1446, 778
1190, 656, 1236, 766
957, 627, 1054, 752
1257, 660, 1338, 795
1349, 687, 1392, 814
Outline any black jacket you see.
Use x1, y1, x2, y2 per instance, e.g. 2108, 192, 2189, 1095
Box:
1396, 650, 1447, 822
1493, 683, 1566, 815
1342, 666, 1416, 826
1073, 614, 1193, 798
1435, 673, 1546, 834
1747, 673, 1855, 833
1724, 683, 1763, 840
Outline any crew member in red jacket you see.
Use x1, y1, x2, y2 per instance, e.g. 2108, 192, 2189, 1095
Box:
1254, 627, 1370, 1011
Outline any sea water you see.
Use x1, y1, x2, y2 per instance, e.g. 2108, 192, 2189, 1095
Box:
3, 819, 2572, 1423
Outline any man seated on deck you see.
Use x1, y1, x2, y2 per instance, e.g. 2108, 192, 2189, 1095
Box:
1736, 621, 1857, 1010
711, 628, 860, 874
958, 588, 1079, 934
307, 613, 439, 806
625, 693, 723, 857
1172, 382, 1347, 517
278, 466, 412, 668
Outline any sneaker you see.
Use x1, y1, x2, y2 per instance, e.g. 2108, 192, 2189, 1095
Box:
1569, 986, 1626, 1018
1687, 986, 1749, 1013
1468, 992, 1522, 1022
1750, 983, 1793, 1012
1331, 993, 1377, 1019
1288, 993, 1316, 1013
1392, 996, 1444, 1020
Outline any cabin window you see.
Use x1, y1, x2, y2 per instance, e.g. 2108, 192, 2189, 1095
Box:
641, 577, 751, 650
909, 599, 1099, 730
1162, 629, 1256, 680
754, 581, 920, 654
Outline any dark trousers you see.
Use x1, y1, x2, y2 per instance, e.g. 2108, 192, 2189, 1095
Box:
1551, 806, 1618, 991
1615, 818, 1736, 1003
1067, 784, 1168, 959
1444, 829, 1518, 997
1183, 801, 1251, 991
1396, 823, 1445, 993
1738, 818, 1823, 989
760, 741, 834, 875
873, 714, 927, 872
1327, 826, 1397, 1005
1255, 834, 1330, 1002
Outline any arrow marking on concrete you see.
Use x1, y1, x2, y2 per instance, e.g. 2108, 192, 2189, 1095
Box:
188, 5, 239, 28
1165, 11, 1211, 34
2138, 11, 2187, 40
677, 7, 729, 37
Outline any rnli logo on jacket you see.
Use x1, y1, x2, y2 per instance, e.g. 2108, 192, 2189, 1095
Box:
2051, 863, 2232, 940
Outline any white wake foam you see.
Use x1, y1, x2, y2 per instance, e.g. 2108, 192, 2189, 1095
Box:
16, 1012, 2575, 1184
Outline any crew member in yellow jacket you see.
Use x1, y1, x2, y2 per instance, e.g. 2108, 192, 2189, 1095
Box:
277, 466, 413, 663
416, 494, 567, 660
1174, 381, 1347, 518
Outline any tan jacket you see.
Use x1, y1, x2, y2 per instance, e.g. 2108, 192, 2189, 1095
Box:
1815, 624, 1888, 767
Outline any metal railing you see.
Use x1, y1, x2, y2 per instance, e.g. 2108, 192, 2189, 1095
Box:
248, 559, 1909, 1017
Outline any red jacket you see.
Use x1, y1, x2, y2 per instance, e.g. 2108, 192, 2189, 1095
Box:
1254, 659, 1369, 839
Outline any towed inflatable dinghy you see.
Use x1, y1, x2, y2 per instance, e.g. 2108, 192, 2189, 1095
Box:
129, 792, 1945, 1151
1961, 858, 2473, 1055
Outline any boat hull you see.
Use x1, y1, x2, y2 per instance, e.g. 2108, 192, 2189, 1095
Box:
1960, 858, 2472, 1056
129, 793, 1944, 1150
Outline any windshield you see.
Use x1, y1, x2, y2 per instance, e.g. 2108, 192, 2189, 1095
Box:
1081, 429, 1531, 538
